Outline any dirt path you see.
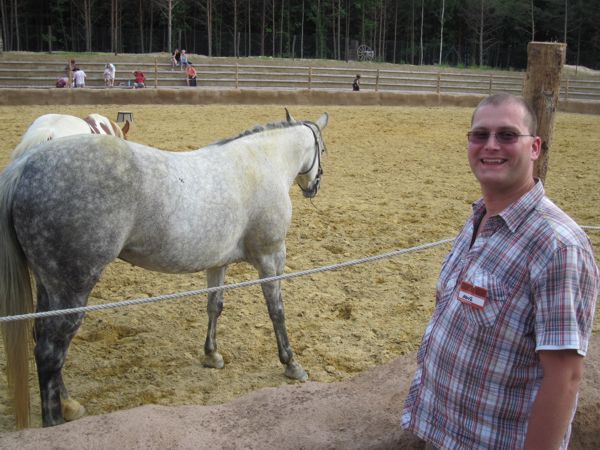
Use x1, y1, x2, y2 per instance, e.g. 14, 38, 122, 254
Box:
0, 104, 598, 435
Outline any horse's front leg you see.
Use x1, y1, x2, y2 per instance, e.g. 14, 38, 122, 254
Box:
257, 250, 308, 382
203, 266, 226, 369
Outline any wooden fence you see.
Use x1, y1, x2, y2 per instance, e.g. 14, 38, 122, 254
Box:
0, 60, 599, 102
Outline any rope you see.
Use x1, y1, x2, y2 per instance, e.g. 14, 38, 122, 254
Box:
0, 237, 455, 323
1, 224, 598, 324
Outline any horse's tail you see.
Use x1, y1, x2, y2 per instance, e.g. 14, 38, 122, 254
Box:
0, 161, 34, 429
11, 129, 54, 160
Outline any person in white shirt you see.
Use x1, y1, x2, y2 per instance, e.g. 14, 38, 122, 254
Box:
103, 63, 116, 87
73, 68, 86, 88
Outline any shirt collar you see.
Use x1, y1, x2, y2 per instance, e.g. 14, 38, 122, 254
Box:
471, 179, 545, 233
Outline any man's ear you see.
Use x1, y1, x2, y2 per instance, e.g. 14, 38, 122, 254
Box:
531, 136, 542, 161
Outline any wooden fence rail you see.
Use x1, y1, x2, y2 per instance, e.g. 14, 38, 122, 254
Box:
0, 60, 599, 102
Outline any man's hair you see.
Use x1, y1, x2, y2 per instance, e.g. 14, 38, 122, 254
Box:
471, 93, 538, 135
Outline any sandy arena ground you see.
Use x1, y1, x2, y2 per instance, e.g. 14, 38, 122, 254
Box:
0, 104, 598, 435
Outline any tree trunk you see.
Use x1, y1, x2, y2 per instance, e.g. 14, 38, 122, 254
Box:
337, 0, 341, 60
167, 0, 172, 53
361, 0, 365, 45
522, 42, 566, 182
332, 0, 337, 59
563, 0, 567, 44
247, 0, 251, 56
419, 0, 424, 65
345, 0, 350, 61
12, 0, 19, 51
233, 0, 238, 57
0, 0, 9, 51
411, 0, 415, 64
377, 1, 382, 59
280, 0, 283, 57
111, 0, 115, 52
479, 0, 484, 67
272, 0, 275, 56
261, 0, 265, 56
83, 0, 92, 52
207, 0, 213, 56
381, 0, 386, 61
439, 0, 445, 65
530, 0, 535, 40
300, 0, 304, 58
138, 0, 144, 53
316, 0, 321, 57
393, 0, 398, 63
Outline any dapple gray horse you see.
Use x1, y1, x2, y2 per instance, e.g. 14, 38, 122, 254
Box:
0, 110, 328, 428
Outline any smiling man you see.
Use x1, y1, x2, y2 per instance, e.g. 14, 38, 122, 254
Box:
402, 93, 599, 449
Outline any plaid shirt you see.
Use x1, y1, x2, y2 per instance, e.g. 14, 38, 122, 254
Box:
402, 181, 599, 449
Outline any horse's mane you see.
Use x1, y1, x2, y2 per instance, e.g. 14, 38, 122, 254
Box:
215, 120, 302, 146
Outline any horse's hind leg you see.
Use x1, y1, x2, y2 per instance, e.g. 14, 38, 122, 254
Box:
34, 283, 88, 427
255, 249, 308, 382
203, 266, 226, 369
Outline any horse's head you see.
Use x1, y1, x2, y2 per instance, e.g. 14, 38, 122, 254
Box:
294, 111, 328, 199
114, 120, 130, 140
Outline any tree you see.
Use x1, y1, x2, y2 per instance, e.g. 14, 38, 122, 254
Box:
419, 0, 424, 64
154, 0, 181, 52
438, 0, 445, 64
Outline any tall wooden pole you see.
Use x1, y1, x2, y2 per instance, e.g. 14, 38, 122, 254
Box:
522, 41, 566, 183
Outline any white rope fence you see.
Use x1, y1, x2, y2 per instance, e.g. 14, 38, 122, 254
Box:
0, 237, 455, 323
0, 225, 598, 324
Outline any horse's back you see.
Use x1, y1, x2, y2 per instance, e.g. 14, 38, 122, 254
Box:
13, 114, 91, 158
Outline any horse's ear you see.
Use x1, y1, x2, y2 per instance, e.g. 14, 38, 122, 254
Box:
122, 120, 130, 139
285, 108, 296, 123
315, 112, 328, 130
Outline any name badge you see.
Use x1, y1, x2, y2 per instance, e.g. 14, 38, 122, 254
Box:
458, 281, 487, 310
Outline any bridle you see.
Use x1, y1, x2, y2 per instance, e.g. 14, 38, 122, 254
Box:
297, 121, 326, 198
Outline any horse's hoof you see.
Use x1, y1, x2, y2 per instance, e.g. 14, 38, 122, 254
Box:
203, 352, 225, 369
285, 361, 308, 382
61, 397, 86, 422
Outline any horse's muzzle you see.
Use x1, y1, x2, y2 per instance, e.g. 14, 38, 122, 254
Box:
302, 177, 321, 198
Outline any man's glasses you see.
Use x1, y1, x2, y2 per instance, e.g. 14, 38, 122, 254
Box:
467, 130, 535, 145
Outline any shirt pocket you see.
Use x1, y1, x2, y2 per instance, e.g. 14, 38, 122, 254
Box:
458, 270, 507, 328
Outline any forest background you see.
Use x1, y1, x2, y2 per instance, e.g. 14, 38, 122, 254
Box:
1, 0, 599, 71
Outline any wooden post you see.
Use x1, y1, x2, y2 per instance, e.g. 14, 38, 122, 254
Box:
68, 60, 73, 89
235, 63, 239, 88
48, 26, 52, 53
154, 58, 158, 88
375, 69, 380, 92
488, 73, 493, 94
436, 72, 441, 94
308, 66, 312, 90
522, 42, 566, 183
